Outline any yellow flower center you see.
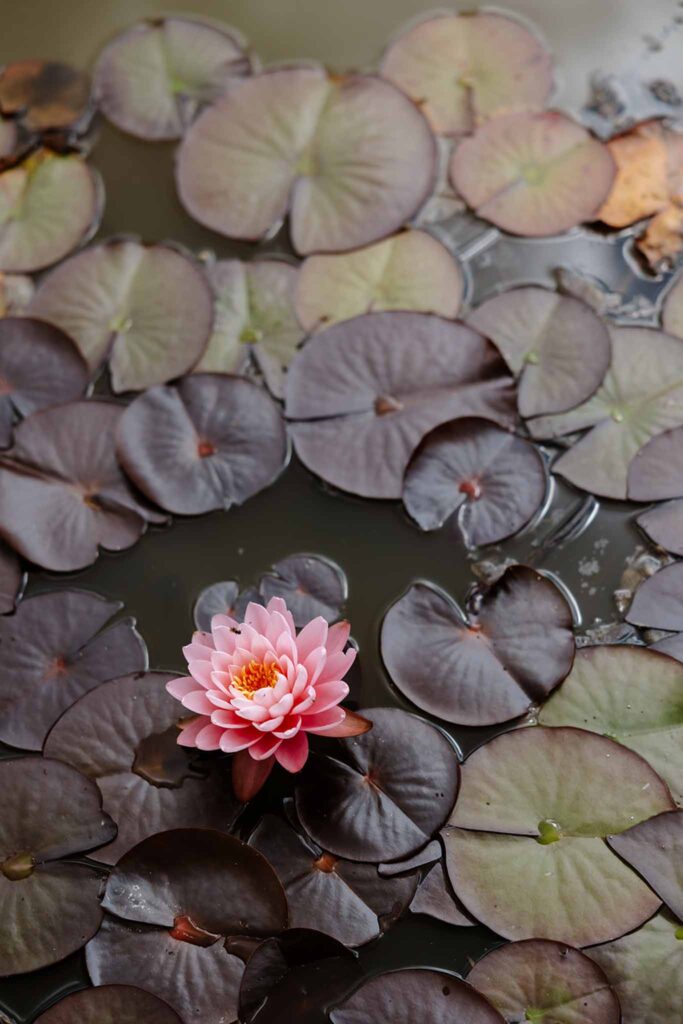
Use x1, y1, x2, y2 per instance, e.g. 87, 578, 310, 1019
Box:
232, 659, 279, 699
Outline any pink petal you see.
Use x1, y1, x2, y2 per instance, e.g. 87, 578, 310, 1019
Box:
274, 716, 302, 740
321, 708, 372, 738
302, 707, 346, 733
195, 723, 224, 750
183, 641, 215, 661
269, 692, 294, 718
231, 703, 269, 723
166, 676, 198, 700
210, 708, 245, 728
255, 715, 285, 732
291, 664, 309, 698
326, 621, 351, 656
188, 660, 213, 689
219, 726, 261, 752
182, 691, 216, 715
265, 597, 296, 635
244, 602, 270, 633
249, 733, 283, 760
296, 617, 328, 661
275, 732, 309, 773
232, 750, 275, 801
205, 690, 232, 710
210, 650, 236, 673
292, 688, 316, 715
212, 624, 239, 653
266, 610, 293, 645
308, 680, 349, 714
211, 613, 238, 631
275, 630, 298, 663
315, 648, 356, 686
303, 646, 326, 687
176, 716, 206, 747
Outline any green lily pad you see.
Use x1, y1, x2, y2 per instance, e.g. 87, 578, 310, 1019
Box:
539, 645, 683, 806
295, 230, 463, 331
530, 327, 683, 499
445, 726, 673, 946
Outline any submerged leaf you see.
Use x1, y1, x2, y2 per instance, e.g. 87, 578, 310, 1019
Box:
0, 60, 93, 133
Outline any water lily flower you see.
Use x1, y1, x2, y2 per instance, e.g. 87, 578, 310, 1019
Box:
167, 596, 370, 799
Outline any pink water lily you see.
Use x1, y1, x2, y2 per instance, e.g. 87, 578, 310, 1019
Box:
167, 596, 369, 799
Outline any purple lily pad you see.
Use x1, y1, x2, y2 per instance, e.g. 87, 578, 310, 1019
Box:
258, 553, 347, 626
445, 726, 674, 946
468, 939, 620, 1024
0, 400, 159, 572
44, 671, 241, 864
94, 16, 252, 140
0, 317, 89, 447
467, 287, 612, 419
34, 985, 183, 1024
637, 500, 683, 554
285, 311, 517, 499
0, 756, 115, 975
28, 240, 214, 392
295, 707, 459, 863
330, 969, 505, 1024
0, 150, 103, 272
381, 566, 574, 727
409, 858, 475, 927
0, 588, 146, 750
651, 632, 683, 660
249, 814, 416, 946
380, 11, 553, 136
628, 425, 683, 501
608, 810, 683, 920
176, 67, 436, 255
626, 562, 683, 631
0, 540, 22, 614
402, 418, 547, 546
450, 112, 616, 236
193, 579, 260, 632
0, 60, 94, 134
116, 375, 288, 515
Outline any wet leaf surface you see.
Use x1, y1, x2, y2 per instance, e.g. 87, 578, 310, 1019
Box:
44, 671, 241, 864
467, 287, 612, 419
116, 375, 288, 515
0, 60, 93, 133
0, 588, 146, 750
34, 984, 183, 1024
468, 939, 620, 1024
176, 67, 436, 254
607, 810, 683, 920
295, 707, 459, 863
402, 419, 547, 546
94, 16, 252, 140
626, 562, 683, 631
380, 12, 552, 136
381, 567, 574, 726
28, 240, 214, 392
540, 645, 683, 806
286, 311, 517, 498
0, 757, 115, 975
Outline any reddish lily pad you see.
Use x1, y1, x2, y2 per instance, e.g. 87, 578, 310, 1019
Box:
409, 858, 475, 928
380, 12, 553, 136
94, 16, 252, 140
467, 287, 612, 419
28, 240, 214, 392
295, 231, 463, 332
608, 810, 683, 921
0, 150, 102, 272
589, 911, 683, 1024
249, 814, 416, 946
295, 707, 459, 863
381, 566, 574, 727
0, 400, 156, 572
402, 419, 547, 546
258, 554, 347, 627
34, 985, 183, 1024
450, 112, 615, 236
285, 311, 517, 499
628, 426, 683, 500
116, 375, 288, 515
540, 645, 683, 806
468, 939, 620, 1024
0, 60, 93, 133
0, 316, 89, 446
0, 539, 21, 614
0, 589, 146, 750
445, 726, 673, 946
530, 327, 683, 500
331, 969, 505, 1024
176, 67, 436, 255
626, 562, 683, 632
44, 671, 241, 864
0, 756, 115, 976
195, 259, 304, 398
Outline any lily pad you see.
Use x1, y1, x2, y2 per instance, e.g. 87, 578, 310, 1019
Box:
194, 259, 303, 398
628, 424, 683, 501
295, 707, 459, 863
0, 316, 89, 446
0, 118, 18, 159
176, 67, 436, 254
467, 287, 612, 419
608, 810, 683, 920
0, 756, 115, 975
589, 911, 683, 1024
193, 579, 258, 632
0, 539, 21, 614
468, 939, 620, 1024
539, 645, 683, 806
409, 858, 475, 927
285, 311, 517, 498
380, 11, 553, 136
295, 230, 463, 332
402, 419, 547, 546
662, 270, 683, 339
0, 400, 157, 572
0, 271, 34, 314
381, 566, 574, 727
249, 813, 416, 946
0, 60, 93, 133
0, 150, 102, 272
445, 726, 673, 946
450, 112, 615, 236
116, 375, 288, 515
34, 985, 183, 1024
530, 327, 683, 499
258, 554, 347, 626
94, 16, 252, 140
28, 239, 214, 392
626, 562, 683, 632
44, 671, 241, 864
0, 588, 146, 750
330, 969, 505, 1024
